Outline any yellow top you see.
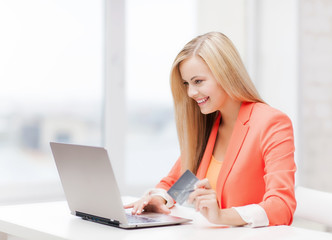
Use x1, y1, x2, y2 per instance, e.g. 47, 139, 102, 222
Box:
205, 155, 223, 191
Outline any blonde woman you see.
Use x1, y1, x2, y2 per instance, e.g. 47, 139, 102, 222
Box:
125, 32, 296, 227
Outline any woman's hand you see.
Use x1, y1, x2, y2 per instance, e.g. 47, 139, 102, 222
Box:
187, 178, 222, 224
124, 195, 171, 215
188, 178, 247, 226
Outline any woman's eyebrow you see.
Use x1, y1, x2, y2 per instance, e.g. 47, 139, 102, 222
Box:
182, 76, 202, 82
191, 76, 203, 81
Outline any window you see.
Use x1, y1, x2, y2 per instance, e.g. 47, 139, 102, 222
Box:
0, 0, 104, 203
124, 0, 197, 195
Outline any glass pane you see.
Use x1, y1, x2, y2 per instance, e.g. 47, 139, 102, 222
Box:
0, 0, 103, 202
125, 0, 196, 190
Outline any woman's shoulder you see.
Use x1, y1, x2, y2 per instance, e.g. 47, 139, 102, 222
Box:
249, 102, 292, 125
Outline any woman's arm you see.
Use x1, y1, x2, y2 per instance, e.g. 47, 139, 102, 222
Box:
258, 111, 296, 225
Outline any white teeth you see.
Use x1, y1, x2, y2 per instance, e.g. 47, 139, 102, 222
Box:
197, 98, 208, 104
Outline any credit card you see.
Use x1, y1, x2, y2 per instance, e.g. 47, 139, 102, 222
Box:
167, 170, 199, 205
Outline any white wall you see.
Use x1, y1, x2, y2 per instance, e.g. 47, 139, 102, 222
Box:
196, 0, 246, 58
298, 0, 332, 192
253, 0, 300, 176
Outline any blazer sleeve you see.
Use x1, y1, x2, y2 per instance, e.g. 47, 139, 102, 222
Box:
155, 157, 182, 191
258, 111, 297, 226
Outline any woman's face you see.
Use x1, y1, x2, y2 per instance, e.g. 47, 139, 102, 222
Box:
179, 56, 229, 114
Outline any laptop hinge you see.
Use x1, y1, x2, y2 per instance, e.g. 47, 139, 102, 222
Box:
76, 211, 120, 227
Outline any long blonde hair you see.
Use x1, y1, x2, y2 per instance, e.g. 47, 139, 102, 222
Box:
170, 32, 264, 174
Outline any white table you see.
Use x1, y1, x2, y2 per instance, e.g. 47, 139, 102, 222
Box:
0, 199, 331, 240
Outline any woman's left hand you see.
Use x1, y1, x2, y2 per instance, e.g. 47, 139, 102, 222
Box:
187, 178, 222, 224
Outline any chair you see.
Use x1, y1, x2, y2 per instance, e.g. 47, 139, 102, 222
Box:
294, 186, 332, 228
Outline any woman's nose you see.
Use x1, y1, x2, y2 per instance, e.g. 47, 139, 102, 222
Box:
187, 85, 198, 98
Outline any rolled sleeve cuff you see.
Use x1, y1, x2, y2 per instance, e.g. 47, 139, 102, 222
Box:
233, 204, 269, 228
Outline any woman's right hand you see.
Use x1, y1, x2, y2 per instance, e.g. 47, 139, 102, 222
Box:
124, 195, 171, 215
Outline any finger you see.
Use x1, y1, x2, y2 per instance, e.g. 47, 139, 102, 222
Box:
197, 197, 215, 209
195, 188, 215, 196
195, 178, 212, 189
135, 203, 145, 215
124, 200, 140, 212
187, 191, 195, 204
123, 202, 135, 209
197, 199, 214, 217
131, 203, 139, 214
194, 194, 216, 211
132, 202, 145, 215
194, 195, 206, 211
188, 189, 203, 204
131, 198, 147, 214
188, 187, 215, 204
135, 197, 151, 215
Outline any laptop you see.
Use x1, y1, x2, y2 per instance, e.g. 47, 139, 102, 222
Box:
50, 142, 191, 229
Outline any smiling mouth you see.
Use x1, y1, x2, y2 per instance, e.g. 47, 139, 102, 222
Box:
196, 97, 209, 105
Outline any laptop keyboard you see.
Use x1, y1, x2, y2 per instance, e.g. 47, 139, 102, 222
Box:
126, 214, 158, 224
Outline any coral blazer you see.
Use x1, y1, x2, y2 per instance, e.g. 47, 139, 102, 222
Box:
156, 102, 296, 226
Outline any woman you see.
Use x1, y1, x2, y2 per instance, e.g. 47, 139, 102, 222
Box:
125, 32, 296, 227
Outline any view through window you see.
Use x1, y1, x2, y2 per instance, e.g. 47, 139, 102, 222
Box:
0, 0, 104, 203
125, 0, 197, 193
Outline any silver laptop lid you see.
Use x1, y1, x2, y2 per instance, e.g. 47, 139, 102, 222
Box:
50, 142, 128, 225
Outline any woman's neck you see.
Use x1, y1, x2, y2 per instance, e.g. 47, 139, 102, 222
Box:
219, 100, 242, 129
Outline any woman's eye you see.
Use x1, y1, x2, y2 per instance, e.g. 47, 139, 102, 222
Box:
194, 80, 202, 84
183, 81, 189, 86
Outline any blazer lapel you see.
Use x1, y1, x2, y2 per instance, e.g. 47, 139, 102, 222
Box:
216, 102, 255, 208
